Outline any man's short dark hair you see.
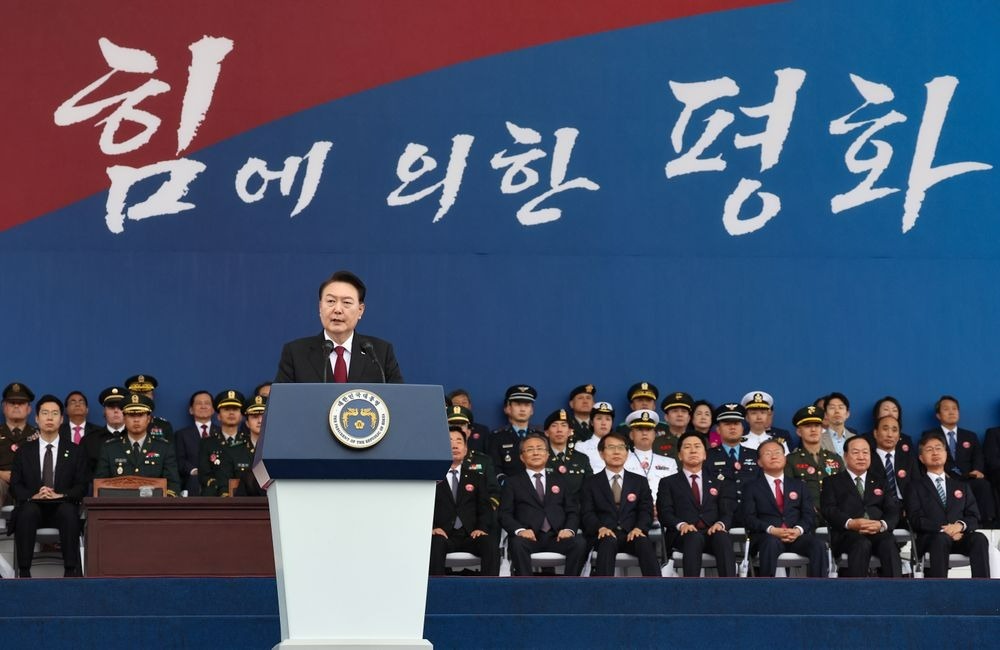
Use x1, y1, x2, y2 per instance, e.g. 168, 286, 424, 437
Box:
919, 432, 947, 453
36, 395, 64, 415
757, 438, 785, 456
447, 388, 470, 404
64, 390, 88, 407
253, 382, 272, 397
318, 270, 366, 303
597, 431, 629, 452
519, 432, 548, 452
825, 392, 850, 410
935, 395, 959, 413
844, 435, 871, 454
188, 390, 213, 408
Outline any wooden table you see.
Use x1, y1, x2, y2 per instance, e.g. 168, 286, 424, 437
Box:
83, 497, 275, 577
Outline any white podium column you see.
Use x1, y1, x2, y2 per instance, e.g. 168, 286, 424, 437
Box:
269, 479, 435, 649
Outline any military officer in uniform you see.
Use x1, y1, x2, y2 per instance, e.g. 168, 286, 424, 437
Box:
77, 387, 125, 477
0, 382, 39, 506
544, 408, 592, 504
567, 384, 597, 443
447, 405, 501, 512
94, 393, 181, 496
741, 391, 790, 453
705, 402, 760, 528
784, 405, 844, 527
575, 401, 615, 473
487, 385, 543, 485
199, 390, 247, 496
616, 382, 669, 438
652, 391, 694, 459
220, 395, 266, 497
623, 410, 677, 502
125, 374, 174, 443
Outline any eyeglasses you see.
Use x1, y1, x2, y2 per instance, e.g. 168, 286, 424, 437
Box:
38, 409, 61, 417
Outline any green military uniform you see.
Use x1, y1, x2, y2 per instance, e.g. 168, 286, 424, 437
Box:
95, 434, 181, 496
0, 422, 38, 471
784, 447, 844, 526
217, 437, 256, 496
200, 389, 248, 496
446, 405, 501, 508
125, 374, 173, 442
567, 384, 598, 443
546, 445, 592, 502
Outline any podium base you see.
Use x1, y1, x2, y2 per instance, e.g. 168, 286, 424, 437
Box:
274, 640, 432, 649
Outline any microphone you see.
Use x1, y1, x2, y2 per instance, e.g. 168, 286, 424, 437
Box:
322, 339, 335, 383
360, 341, 386, 383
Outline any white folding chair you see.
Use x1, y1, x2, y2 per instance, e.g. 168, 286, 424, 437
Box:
670, 551, 718, 577
588, 551, 641, 577
444, 552, 482, 571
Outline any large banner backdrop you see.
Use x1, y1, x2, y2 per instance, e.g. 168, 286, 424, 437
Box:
3, 0, 999, 434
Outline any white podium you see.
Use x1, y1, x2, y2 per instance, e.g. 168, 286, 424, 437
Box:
256, 383, 450, 649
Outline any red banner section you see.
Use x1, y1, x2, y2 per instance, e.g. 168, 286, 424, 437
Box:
2, 0, 781, 231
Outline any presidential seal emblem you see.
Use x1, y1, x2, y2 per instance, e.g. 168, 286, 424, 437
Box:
329, 389, 390, 449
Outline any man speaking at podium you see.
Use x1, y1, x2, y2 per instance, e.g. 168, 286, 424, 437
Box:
275, 270, 403, 384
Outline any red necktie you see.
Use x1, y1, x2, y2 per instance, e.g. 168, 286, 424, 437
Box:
690, 474, 701, 505
774, 478, 785, 514
201, 424, 209, 439
73, 425, 82, 445
333, 345, 348, 383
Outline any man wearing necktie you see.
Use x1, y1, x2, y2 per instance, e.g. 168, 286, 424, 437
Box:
657, 432, 736, 577
544, 409, 592, 505
8, 395, 88, 577
920, 395, 996, 528
567, 384, 597, 443
429, 431, 499, 576
904, 433, 990, 577
580, 431, 660, 576
742, 438, 828, 577
174, 390, 219, 496
868, 415, 919, 525
58, 391, 104, 445
0, 382, 39, 506
705, 403, 760, 528
499, 433, 587, 576
820, 436, 902, 577
274, 270, 403, 384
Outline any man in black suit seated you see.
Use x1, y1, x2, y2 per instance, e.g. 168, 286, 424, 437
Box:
921, 395, 996, 527
8, 395, 88, 577
275, 270, 403, 384
174, 390, 219, 496
658, 432, 736, 577
499, 433, 587, 576
743, 438, 828, 577
820, 435, 902, 577
867, 415, 919, 510
905, 433, 990, 578
429, 430, 500, 576
580, 431, 660, 577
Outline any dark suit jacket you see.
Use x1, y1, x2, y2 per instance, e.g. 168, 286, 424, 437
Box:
982, 426, 1000, 483
657, 469, 734, 531
742, 474, 815, 535
274, 332, 402, 383
175, 423, 221, 494
904, 473, 981, 535
869, 442, 920, 499
580, 469, 653, 537
433, 468, 493, 532
820, 470, 900, 544
10, 438, 88, 503
921, 427, 983, 477
499, 471, 578, 535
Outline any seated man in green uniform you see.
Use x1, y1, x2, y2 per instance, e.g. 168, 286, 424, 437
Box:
94, 393, 181, 496
199, 390, 247, 496
784, 405, 844, 527
0, 382, 38, 506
